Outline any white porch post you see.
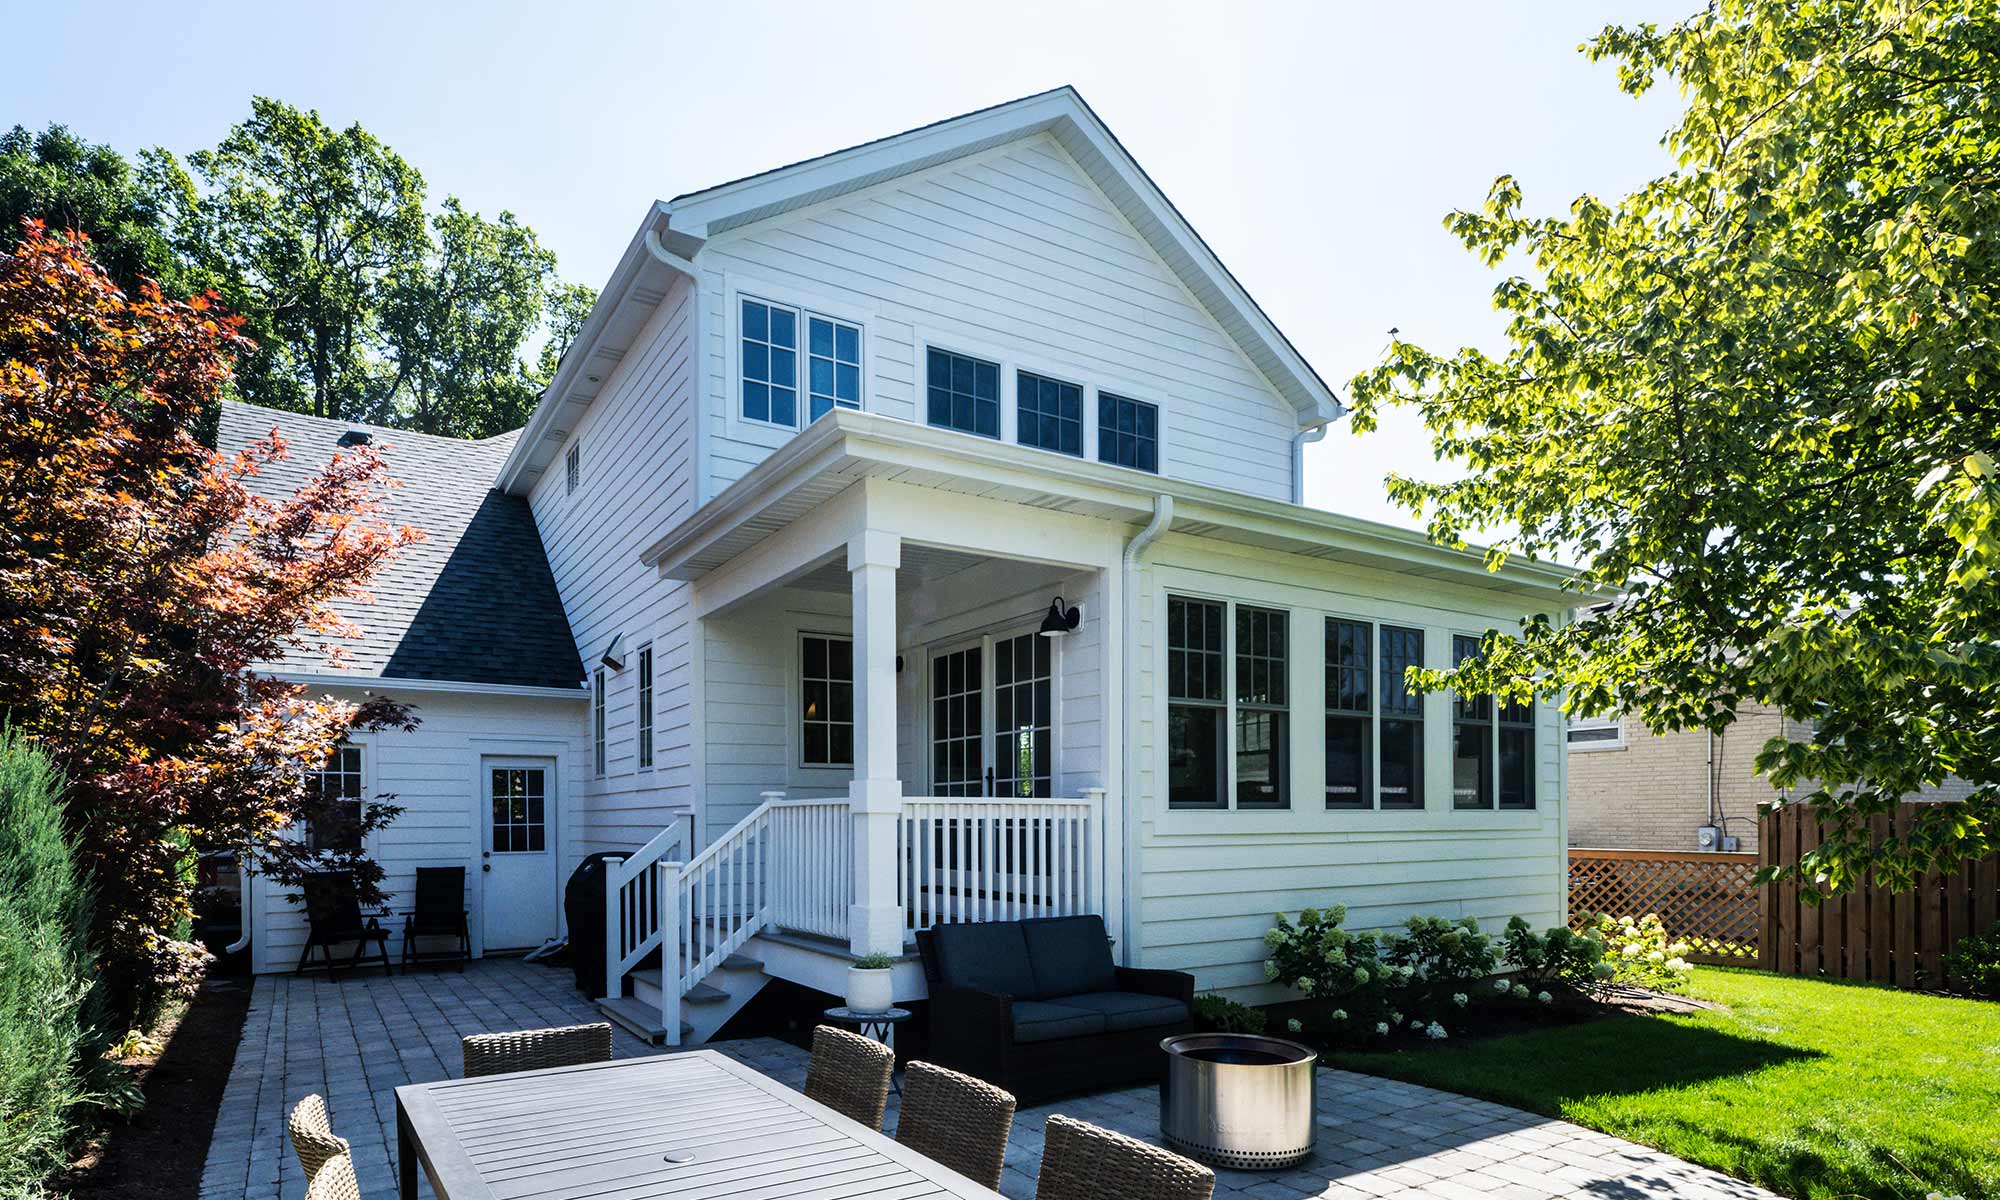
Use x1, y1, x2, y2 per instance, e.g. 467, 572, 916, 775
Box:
847, 529, 905, 956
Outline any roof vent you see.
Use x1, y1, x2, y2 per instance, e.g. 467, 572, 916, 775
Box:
337, 429, 373, 448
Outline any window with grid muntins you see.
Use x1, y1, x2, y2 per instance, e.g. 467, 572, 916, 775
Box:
1498, 684, 1535, 809
592, 668, 607, 777
565, 442, 580, 495
307, 745, 363, 853
926, 348, 1000, 438
490, 767, 546, 853
741, 298, 799, 426
1235, 606, 1288, 809
1452, 634, 1493, 809
1016, 371, 1083, 457
1380, 625, 1425, 809
801, 635, 854, 767
1325, 618, 1372, 809
1098, 393, 1158, 473
636, 645, 654, 769
807, 316, 861, 422
1167, 595, 1226, 809
993, 632, 1053, 797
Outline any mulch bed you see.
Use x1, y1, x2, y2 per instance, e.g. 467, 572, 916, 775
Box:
63, 977, 252, 1200
1269, 984, 1721, 1057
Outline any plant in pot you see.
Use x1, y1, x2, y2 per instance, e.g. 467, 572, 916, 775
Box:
845, 952, 896, 1013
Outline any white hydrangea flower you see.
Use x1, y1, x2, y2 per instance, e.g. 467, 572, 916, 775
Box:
1387, 1010, 1402, 1025
1494, 978, 1513, 993
1647, 949, 1666, 963
1666, 957, 1689, 972
1425, 1021, 1448, 1039
1286, 1018, 1303, 1034
1265, 960, 1281, 980
1623, 943, 1643, 958
1511, 984, 1530, 1000
1298, 977, 1315, 994
1536, 990, 1553, 1004
1352, 967, 1371, 985
1331, 1009, 1348, 1022
1410, 1018, 1426, 1030
1451, 992, 1469, 1007
1374, 1021, 1390, 1036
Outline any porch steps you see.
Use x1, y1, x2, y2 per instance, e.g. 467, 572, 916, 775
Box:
603, 951, 771, 1046
598, 994, 692, 1043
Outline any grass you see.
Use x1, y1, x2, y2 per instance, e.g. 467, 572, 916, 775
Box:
1325, 969, 1999, 1200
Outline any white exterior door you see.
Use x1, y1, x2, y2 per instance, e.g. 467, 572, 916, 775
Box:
927, 627, 1056, 797
482, 757, 557, 950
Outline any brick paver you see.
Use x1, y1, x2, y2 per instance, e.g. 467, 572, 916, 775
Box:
202, 959, 1781, 1200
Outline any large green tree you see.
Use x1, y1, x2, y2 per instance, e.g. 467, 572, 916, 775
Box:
1346, 0, 1998, 894
0, 124, 190, 297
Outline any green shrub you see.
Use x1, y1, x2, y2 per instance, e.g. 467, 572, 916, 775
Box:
1502, 917, 1614, 995
1380, 915, 1499, 1027
1943, 921, 2000, 998
1192, 993, 1267, 1035
1263, 905, 1393, 1037
0, 729, 109, 1198
1589, 912, 1695, 993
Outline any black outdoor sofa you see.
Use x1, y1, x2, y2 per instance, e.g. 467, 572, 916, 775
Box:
915, 914, 1194, 1102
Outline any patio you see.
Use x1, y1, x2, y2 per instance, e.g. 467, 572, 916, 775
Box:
201, 959, 1780, 1200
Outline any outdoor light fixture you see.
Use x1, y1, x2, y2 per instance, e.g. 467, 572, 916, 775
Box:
599, 632, 626, 672
1038, 596, 1082, 637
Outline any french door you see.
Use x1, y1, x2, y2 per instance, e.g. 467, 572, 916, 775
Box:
928, 629, 1054, 797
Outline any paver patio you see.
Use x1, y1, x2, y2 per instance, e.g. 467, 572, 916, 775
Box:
201, 958, 1782, 1200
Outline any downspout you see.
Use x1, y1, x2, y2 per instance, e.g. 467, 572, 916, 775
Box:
1119, 494, 1174, 966
225, 866, 252, 955
1290, 423, 1328, 506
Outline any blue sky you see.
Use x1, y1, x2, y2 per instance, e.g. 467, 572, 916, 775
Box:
7, 1, 1688, 527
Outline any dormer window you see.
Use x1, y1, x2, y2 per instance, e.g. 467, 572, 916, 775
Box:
926, 348, 999, 439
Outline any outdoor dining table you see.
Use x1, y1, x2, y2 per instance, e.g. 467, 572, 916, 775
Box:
394, 1048, 1004, 1200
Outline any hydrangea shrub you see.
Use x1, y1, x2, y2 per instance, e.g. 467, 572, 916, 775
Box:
1263, 905, 1393, 1035
1590, 913, 1695, 993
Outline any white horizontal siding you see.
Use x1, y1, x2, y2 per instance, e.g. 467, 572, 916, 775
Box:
527, 274, 700, 854
698, 134, 1298, 504
248, 689, 586, 974
1131, 535, 1568, 999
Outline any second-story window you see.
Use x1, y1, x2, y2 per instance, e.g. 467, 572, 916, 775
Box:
565, 442, 580, 495
807, 316, 861, 422
1099, 393, 1159, 473
927, 348, 999, 439
592, 668, 607, 777
1017, 371, 1083, 456
741, 298, 799, 427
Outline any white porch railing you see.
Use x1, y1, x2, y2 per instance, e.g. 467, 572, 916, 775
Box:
604, 789, 1108, 1046
897, 790, 1107, 931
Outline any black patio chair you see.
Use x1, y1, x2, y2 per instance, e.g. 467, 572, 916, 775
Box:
402, 866, 470, 970
296, 870, 392, 977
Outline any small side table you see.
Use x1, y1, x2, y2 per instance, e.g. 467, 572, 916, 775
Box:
822, 1006, 913, 1091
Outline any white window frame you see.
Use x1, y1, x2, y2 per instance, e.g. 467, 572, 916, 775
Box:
635, 644, 654, 770
565, 441, 580, 495
1164, 591, 1301, 813
1566, 712, 1626, 752
305, 741, 370, 855
725, 275, 873, 439
592, 668, 606, 777
916, 618, 1066, 797
1097, 390, 1163, 476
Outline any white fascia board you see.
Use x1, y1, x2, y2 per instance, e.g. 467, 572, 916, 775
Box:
640, 410, 1583, 600
264, 670, 591, 702
659, 86, 1341, 427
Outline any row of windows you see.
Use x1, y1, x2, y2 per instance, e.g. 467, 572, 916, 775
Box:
1166, 595, 1537, 813
736, 296, 1161, 474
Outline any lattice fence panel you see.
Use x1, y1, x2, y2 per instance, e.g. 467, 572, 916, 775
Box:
1568, 849, 1761, 964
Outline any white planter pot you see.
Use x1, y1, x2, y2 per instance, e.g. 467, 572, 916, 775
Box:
845, 967, 893, 1014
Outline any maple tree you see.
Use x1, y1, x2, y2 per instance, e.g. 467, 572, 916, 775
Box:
0, 220, 420, 1016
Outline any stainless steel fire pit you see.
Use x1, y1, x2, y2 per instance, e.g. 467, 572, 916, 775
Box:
1158, 1032, 1318, 1170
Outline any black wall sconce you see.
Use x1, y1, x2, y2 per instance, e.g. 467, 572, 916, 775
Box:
1038, 596, 1082, 637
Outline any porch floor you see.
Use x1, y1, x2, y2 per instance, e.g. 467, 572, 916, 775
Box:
201, 958, 1777, 1200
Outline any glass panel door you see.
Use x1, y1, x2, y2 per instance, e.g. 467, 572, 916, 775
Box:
992, 632, 1053, 797
930, 645, 984, 796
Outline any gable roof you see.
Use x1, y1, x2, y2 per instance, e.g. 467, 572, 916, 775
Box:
498, 86, 1341, 496
215, 401, 585, 693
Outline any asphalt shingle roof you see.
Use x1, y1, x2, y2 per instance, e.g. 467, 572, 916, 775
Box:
215, 401, 584, 691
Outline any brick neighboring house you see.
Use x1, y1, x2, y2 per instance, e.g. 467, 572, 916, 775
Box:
1567, 703, 1977, 855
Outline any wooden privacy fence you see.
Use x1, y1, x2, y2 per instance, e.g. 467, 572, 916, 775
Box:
1760, 802, 2000, 987
1567, 848, 1761, 964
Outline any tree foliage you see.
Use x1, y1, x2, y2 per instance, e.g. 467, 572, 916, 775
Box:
0, 221, 420, 1015
1345, 0, 2000, 895
0, 124, 188, 300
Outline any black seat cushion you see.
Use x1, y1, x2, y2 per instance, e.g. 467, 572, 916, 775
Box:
1022, 915, 1118, 999
1010, 1000, 1106, 1043
1051, 990, 1189, 1033
929, 921, 1038, 998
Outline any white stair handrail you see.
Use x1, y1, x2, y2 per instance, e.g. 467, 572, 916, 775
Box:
601, 813, 692, 1004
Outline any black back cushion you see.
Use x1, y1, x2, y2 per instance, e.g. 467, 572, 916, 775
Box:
1022, 915, 1117, 999
929, 921, 1038, 998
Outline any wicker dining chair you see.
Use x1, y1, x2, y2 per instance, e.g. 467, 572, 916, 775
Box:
803, 1024, 896, 1131
287, 1094, 350, 1183
894, 1060, 1016, 1189
461, 1021, 613, 1078
305, 1151, 363, 1200
1035, 1114, 1215, 1200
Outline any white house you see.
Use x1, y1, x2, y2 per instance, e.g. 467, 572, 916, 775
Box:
224, 86, 1578, 1043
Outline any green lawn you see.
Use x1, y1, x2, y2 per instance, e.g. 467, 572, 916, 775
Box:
1326, 969, 1999, 1200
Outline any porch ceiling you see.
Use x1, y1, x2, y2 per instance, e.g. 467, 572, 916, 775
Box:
641, 411, 1585, 603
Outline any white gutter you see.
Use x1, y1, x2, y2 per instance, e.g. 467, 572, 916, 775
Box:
644, 229, 699, 276
1118, 494, 1173, 966
225, 880, 252, 955
267, 671, 590, 701
1290, 422, 1329, 506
